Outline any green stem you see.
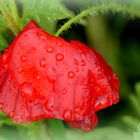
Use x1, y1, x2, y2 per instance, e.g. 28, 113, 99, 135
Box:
7, 0, 23, 30
55, 3, 140, 36
0, 0, 19, 35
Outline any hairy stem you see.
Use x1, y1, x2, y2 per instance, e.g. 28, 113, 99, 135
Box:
55, 3, 140, 36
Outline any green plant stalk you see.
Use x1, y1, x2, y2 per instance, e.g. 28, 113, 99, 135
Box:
55, 3, 140, 36
7, 0, 23, 30
0, 0, 19, 35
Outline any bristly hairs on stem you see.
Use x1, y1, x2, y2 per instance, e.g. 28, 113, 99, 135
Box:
55, 1, 140, 36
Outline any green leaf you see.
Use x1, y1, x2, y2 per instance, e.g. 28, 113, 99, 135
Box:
0, 14, 8, 32
21, 0, 73, 22
67, 127, 133, 140
83, 127, 133, 140
0, 33, 8, 52
135, 82, 140, 100
134, 124, 140, 140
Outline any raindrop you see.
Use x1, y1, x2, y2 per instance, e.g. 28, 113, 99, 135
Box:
95, 96, 106, 109
14, 116, 23, 122
40, 58, 47, 68
4, 64, 8, 69
21, 92, 25, 97
9, 111, 14, 117
45, 46, 54, 53
57, 42, 62, 47
17, 67, 23, 73
20, 104, 25, 109
98, 69, 104, 77
43, 97, 54, 112
20, 83, 35, 98
56, 53, 64, 61
0, 103, 3, 109
63, 110, 72, 120
62, 88, 67, 95
68, 71, 75, 78
90, 78, 94, 82
81, 60, 86, 66
36, 75, 40, 80
1, 53, 8, 63
20, 56, 27, 61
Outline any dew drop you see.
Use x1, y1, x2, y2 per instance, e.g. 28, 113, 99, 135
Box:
21, 92, 25, 97
20, 104, 25, 109
63, 110, 72, 120
81, 60, 86, 66
36, 75, 40, 80
9, 111, 14, 117
90, 78, 94, 82
4, 64, 8, 69
56, 53, 64, 61
43, 97, 54, 112
57, 42, 62, 47
20, 56, 27, 61
98, 69, 104, 77
20, 83, 35, 99
68, 71, 75, 78
62, 88, 67, 95
17, 67, 23, 73
40, 58, 47, 68
2, 53, 8, 63
95, 96, 106, 110
14, 116, 22, 122
45, 46, 54, 53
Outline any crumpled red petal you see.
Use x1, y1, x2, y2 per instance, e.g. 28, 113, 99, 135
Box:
0, 21, 120, 131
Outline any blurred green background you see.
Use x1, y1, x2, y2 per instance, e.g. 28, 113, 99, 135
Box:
0, 0, 140, 140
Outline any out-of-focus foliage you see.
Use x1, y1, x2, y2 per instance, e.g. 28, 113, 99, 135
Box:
0, 0, 140, 140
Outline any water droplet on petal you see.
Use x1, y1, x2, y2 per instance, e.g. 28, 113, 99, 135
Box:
81, 60, 86, 66
43, 97, 54, 112
36, 75, 40, 80
95, 96, 106, 110
90, 78, 94, 82
62, 88, 67, 95
68, 71, 75, 78
40, 58, 47, 68
14, 116, 23, 122
20, 56, 27, 61
57, 42, 62, 47
45, 46, 53, 53
9, 111, 14, 117
20, 104, 25, 109
17, 67, 23, 73
56, 53, 64, 61
4, 64, 8, 69
63, 110, 72, 120
2, 53, 8, 63
21, 92, 25, 97
0, 103, 3, 109
20, 83, 35, 100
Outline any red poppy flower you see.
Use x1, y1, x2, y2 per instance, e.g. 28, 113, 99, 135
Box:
0, 21, 120, 131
